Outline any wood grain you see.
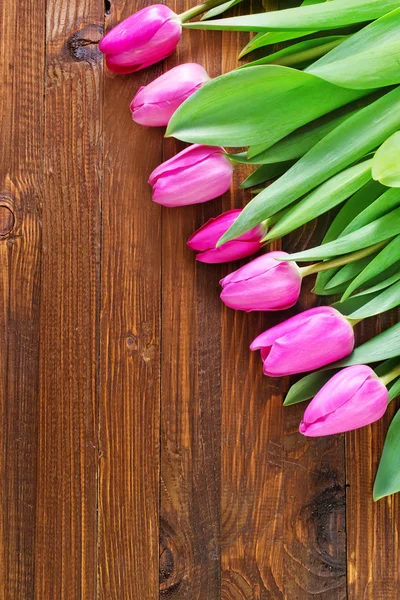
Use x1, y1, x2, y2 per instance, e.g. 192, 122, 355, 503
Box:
34, 1, 103, 598
1, 0, 400, 598
346, 312, 400, 600
0, 0, 44, 597
97, 2, 162, 598
159, 14, 224, 596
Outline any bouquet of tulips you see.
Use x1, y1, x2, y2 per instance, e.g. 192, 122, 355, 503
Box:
100, 0, 400, 501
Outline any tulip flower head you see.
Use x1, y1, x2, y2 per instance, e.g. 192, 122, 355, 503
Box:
131, 63, 209, 127
299, 365, 388, 437
250, 306, 355, 376
99, 5, 182, 74
148, 144, 233, 207
187, 209, 263, 264
220, 251, 301, 312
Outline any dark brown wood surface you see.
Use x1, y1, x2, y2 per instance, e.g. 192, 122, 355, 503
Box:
1, 0, 399, 598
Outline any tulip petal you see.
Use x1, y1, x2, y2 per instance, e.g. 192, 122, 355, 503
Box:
196, 240, 262, 263
149, 144, 225, 185
99, 5, 177, 54
187, 209, 242, 251
220, 251, 290, 286
300, 376, 388, 436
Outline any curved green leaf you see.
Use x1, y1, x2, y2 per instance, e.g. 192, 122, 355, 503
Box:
341, 187, 400, 237
374, 410, 400, 501
245, 106, 359, 165
240, 30, 315, 57
265, 160, 372, 240
242, 36, 346, 69
284, 370, 335, 406
307, 8, 400, 89
352, 269, 400, 298
287, 207, 400, 261
342, 234, 400, 299
341, 279, 400, 319
183, 0, 399, 32
201, 0, 244, 20
388, 378, 400, 402
372, 131, 400, 187
218, 87, 400, 244
325, 254, 376, 290
167, 65, 364, 148
240, 161, 294, 189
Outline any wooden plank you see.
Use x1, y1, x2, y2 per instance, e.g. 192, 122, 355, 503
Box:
0, 0, 44, 596
33, 2, 103, 598
346, 312, 400, 600
159, 6, 224, 595
97, 4, 162, 598
282, 224, 347, 600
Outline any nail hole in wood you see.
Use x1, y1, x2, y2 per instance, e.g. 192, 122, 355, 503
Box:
104, 0, 111, 15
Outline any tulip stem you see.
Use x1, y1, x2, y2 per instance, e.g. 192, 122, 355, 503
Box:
298, 241, 387, 278
179, 0, 229, 22
380, 364, 400, 387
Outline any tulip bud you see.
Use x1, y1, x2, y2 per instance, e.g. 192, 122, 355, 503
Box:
220, 251, 301, 312
299, 365, 388, 437
131, 63, 209, 127
148, 144, 233, 207
250, 306, 355, 376
187, 209, 263, 264
99, 5, 182, 74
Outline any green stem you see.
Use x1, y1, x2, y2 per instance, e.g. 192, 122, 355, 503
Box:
381, 363, 400, 386
298, 241, 387, 278
179, 0, 228, 22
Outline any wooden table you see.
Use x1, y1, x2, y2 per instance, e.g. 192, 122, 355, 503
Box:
1, 0, 399, 597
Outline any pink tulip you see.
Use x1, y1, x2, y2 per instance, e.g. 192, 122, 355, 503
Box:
99, 5, 182, 74
131, 63, 209, 126
299, 365, 388, 437
148, 144, 233, 207
187, 209, 263, 264
250, 306, 355, 376
220, 251, 301, 312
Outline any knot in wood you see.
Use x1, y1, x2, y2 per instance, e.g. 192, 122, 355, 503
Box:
0, 204, 15, 236
67, 25, 103, 63
159, 521, 185, 595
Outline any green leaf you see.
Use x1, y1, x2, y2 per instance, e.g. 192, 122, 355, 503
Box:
340, 187, 400, 237
265, 160, 372, 240
246, 106, 358, 164
167, 65, 365, 148
285, 321, 400, 404
388, 378, 400, 402
342, 234, 400, 299
239, 161, 295, 189
321, 180, 385, 244
372, 131, 400, 187
286, 206, 400, 261
352, 269, 400, 298
284, 370, 335, 406
332, 289, 381, 315
238, 0, 326, 56
313, 180, 384, 294
183, 0, 399, 32
340, 279, 400, 320
375, 358, 400, 378
240, 30, 315, 58
242, 36, 346, 69
307, 8, 400, 89
326, 254, 376, 290
201, 0, 244, 20
219, 87, 400, 244
374, 410, 400, 501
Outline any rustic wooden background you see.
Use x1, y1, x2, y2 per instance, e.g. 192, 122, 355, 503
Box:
1, 0, 399, 597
